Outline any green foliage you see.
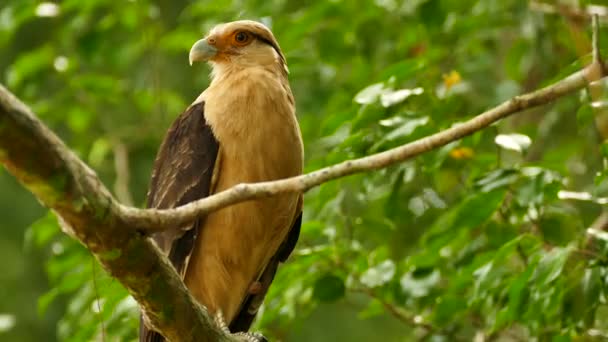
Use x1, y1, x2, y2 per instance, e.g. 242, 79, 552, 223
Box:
28, 213, 138, 341
3, 0, 608, 341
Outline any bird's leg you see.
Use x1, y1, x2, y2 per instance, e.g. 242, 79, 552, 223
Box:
248, 281, 263, 295
213, 311, 268, 342
232, 331, 268, 342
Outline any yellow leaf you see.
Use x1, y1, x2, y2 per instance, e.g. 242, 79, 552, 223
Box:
443, 70, 462, 90
449, 147, 474, 160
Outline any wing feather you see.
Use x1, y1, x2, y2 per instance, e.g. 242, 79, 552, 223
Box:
140, 101, 219, 342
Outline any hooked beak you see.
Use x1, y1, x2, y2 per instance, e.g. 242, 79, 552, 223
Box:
189, 38, 218, 66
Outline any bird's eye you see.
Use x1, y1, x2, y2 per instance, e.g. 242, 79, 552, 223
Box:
234, 31, 250, 44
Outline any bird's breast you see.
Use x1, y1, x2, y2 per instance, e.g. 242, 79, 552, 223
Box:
202, 68, 303, 183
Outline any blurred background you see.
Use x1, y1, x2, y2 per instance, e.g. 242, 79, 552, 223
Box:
2, 0, 608, 341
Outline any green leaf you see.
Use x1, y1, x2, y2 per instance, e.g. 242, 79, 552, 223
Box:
6, 45, 54, 88
380, 87, 424, 107
474, 168, 520, 193
357, 298, 385, 319
370, 117, 430, 151
533, 247, 572, 286
0, 314, 16, 333
38, 288, 60, 316
25, 211, 60, 248
581, 267, 602, 324
400, 269, 440, 298
354, 83, 385, 104
350, 104, 385, 133
576, 103, 593, 128
380, 117, 429, 142
378, 59, 426, 81
494, 133, 532, 153
601, 142, 608, 159
360, 260, 396, 288
353, 82, 423, 108
538, 209, 583, 246
433, 295, 467, 324
88, 138, 111, 168
313, 274, 345, 303
451, 189, 506, 232
506, 264, 533, 323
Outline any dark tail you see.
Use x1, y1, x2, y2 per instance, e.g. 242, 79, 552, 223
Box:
230, 214, 302, 332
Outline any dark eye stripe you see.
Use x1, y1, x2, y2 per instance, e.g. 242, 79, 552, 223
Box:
252, 33, 276, 50
250, 32, 286, 64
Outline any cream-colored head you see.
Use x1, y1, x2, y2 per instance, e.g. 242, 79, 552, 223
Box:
189, 20, 288, 77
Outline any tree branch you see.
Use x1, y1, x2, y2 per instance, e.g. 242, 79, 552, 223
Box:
0, 84, 237, 342
0, 18, 606, 342
120, 62, 606, 233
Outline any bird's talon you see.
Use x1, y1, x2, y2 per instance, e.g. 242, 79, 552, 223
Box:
233, 331, 268, 342
214, 311, 231, 334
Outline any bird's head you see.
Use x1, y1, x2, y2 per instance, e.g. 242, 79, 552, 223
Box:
189, 20, 288, 75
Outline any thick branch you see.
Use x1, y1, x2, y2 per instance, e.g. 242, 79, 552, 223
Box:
121, 62, 607, 233
0, 84, 235, 342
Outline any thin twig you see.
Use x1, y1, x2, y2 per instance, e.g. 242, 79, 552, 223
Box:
585, 211, 608, 248
593, 14, 601, 64
112, 139, 134, 206
91, 256, 106, 342
120, 63, 605, 233
351, 287, 434, 331
351, 286, 468, 341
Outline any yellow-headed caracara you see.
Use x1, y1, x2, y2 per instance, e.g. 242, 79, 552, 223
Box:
140, 20, 303, 341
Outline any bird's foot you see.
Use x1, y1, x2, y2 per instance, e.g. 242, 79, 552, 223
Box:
214, 311, 231, 334
232, 331, 268, 342
213, 311, 268, 342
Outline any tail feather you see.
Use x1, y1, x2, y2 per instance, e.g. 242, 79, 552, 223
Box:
230, 213, 302, 333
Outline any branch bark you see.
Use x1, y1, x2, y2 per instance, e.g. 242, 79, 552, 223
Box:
0, 19, 606, 341
0, 85, 235, 342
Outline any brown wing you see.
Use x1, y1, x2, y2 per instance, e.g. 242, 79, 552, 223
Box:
229, 208, 303, 332
140, 101, 219, 342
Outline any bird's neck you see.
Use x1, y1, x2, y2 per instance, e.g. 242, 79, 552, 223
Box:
209, 62, 286, 85
200, 64, 294, 143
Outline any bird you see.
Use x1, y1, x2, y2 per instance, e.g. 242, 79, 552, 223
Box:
139, 20, 304, 341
